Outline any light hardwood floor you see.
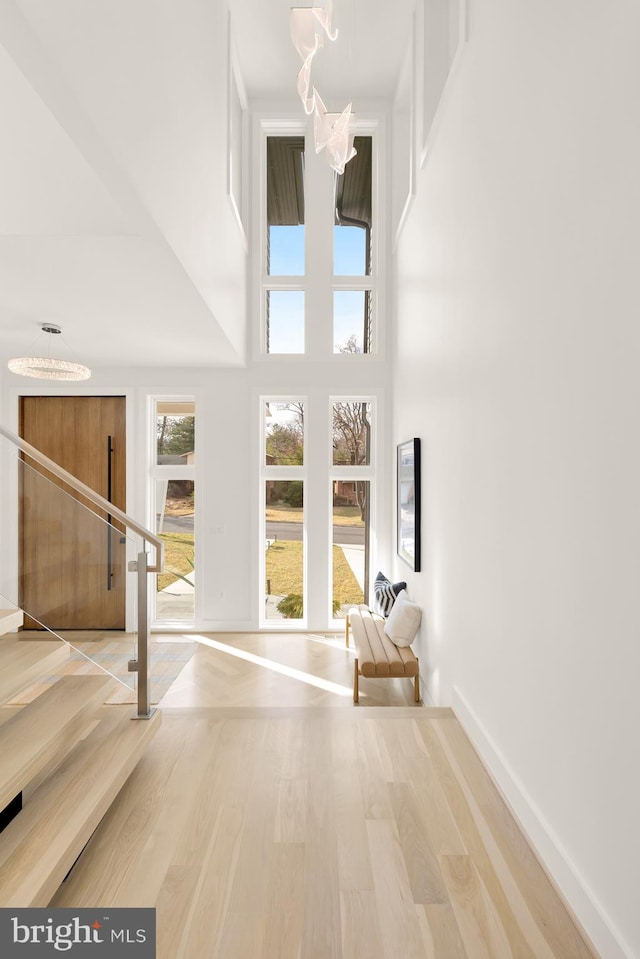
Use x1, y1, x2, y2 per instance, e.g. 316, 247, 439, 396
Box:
49, 631, 599, 959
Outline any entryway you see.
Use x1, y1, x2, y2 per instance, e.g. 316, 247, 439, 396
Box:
19, 395, 126, 630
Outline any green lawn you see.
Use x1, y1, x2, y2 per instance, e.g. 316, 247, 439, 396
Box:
265, 540, 363, 605
266, 505, 363, 527
158, 533, 363, 610
157, 532, 194, 591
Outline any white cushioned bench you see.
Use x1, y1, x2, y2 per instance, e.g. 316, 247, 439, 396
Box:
345, 604, 420, 704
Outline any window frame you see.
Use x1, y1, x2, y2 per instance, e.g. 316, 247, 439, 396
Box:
150, 396, 197, 626
329, 395, 376, 623
260, 395, 308, 628
254, 118, 383, 360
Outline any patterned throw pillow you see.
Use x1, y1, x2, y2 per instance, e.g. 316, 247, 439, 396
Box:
372, 571, 407, 617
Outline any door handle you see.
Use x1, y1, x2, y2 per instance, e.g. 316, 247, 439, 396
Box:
107, 435, 113, 590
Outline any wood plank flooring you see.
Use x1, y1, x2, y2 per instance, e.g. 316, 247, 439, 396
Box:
49, 631, 599, 959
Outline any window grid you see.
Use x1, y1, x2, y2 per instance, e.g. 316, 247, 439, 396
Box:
260, 127, 378, 358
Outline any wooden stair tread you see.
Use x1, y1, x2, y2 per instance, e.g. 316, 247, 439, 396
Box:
0, 706, 162, 906
0, 634, 70, 704
0, 675, 115, 812
0, 609, 23, 636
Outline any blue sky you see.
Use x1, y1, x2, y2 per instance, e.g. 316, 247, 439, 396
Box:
268, 224, 367, 353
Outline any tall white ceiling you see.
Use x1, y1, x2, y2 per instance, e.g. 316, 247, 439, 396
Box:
0, 0, 415, 374
230, 0, 416, 101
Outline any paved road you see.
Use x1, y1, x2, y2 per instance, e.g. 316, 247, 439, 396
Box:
159, 513, 194, 533
160, 515, 365, 546
267, 521, 364, 545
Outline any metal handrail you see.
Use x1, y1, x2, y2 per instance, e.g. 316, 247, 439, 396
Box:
0, 422, 164, 719
0, 423, 163, 571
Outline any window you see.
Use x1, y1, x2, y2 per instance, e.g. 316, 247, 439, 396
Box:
332, 480, 370, 615
334, 136, 372, 277
265, 401, 304, 465
332, 401, 371, 465
334, 136, 374, 354
331, 400, 373, 617
265, 136, 306, 354
267, 136, 305, 276
153, 400, 196, 623
259, 395, 375, 627
261, 128, 376, 357
262, 400, 306, 623
266, 290, 305, 354
333, 291, 371, 354
156, 403, 195, 465
265, 480, 305, 621
255, 119, 382, 629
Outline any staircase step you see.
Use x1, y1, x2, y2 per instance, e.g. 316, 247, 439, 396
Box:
0, 675, 115, 812
0, 634, 70, 705
0, 706, 162, 906
0, 608, 23, 637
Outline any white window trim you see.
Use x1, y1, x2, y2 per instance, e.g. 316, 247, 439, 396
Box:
259, 395, 308, 629
149, 395, 198, 627
252, 114, 384, 361
329, 395, 376, 623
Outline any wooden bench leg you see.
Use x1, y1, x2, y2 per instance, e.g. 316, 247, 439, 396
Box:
353, 659, 359, 703
345, 614, 350, 648
414, 659, 420, 703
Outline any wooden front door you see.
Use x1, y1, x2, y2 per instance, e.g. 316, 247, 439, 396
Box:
19, 396, 126, 630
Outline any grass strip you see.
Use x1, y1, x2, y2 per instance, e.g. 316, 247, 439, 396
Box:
265, 540, 363, 605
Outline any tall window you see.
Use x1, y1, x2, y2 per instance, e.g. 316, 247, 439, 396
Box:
152, 400, 196, 623
331, 400, 373, 617
265, 136, 305, 354
259, 395, 375, 627
333, 136, 374, 354
262, 400, 305, 622
261, 129, 376, 357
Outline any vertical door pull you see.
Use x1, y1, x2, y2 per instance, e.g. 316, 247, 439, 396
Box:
107, 435, 113, 591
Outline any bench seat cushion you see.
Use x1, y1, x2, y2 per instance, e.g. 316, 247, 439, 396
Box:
349, 605, 418, 678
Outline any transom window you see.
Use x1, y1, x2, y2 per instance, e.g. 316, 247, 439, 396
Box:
261, 130, 376, 357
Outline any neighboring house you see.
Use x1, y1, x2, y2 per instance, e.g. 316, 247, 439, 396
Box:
333, 479, 358, 506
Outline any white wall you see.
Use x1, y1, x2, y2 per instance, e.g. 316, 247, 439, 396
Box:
5, 0, 247, 358
393, 2, 640, 957
0, 357, 390, 632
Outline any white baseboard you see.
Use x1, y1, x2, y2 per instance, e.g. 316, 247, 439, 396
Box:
452, 686, 633, 959
420, 674, 435, 707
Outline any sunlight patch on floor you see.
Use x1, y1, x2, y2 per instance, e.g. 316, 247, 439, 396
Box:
307, 632, 351, 651
191, 634, 353, 697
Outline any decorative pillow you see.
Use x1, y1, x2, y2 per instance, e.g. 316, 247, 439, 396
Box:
373, 571, 407, 617
384, 589, 422, 647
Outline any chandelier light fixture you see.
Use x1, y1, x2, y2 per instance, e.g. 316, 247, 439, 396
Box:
290, 0, 357, 175
7, 324, 92, 381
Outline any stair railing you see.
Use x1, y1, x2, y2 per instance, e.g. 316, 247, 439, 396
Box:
0, 424, 164, 719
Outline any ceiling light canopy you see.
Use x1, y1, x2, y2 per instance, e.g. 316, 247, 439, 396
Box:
7, 324, 91, 381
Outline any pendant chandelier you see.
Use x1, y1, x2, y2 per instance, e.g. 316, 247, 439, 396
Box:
7, 324, 91, 381
290, 1, 357, 175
